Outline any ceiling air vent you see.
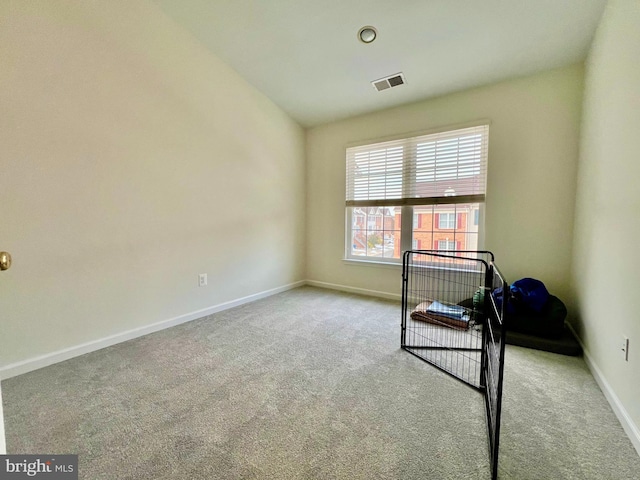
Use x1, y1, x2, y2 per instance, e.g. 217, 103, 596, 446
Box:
371, 73, 406, 92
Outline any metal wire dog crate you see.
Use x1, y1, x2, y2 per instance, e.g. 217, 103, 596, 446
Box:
401, 250, 508, 480
484, 262, 508, 479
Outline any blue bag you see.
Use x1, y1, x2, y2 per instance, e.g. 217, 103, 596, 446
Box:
492, 278, 550, 315
509, 278, 549, 313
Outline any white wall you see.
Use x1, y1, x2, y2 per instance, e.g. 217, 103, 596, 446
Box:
0, 383, 5, 453
306, 65, 584, 301
571, 0, 640, 452
0, 0, 305, 369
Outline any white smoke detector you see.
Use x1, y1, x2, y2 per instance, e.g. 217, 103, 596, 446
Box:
371, 73, 406, 92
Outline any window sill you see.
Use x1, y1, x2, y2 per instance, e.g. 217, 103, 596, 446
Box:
342, 258, 402, 270
343, 256, 486, 275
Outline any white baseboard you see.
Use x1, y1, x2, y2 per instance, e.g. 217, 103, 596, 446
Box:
0, 281, 305, 380
566, 323, 640, 457
306, 279, 401, 301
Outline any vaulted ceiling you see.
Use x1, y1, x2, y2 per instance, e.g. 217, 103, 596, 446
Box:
154, 0, 607, 127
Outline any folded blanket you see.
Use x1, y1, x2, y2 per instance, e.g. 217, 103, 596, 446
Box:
411, 300, 470, 330
426, 301, 466, 320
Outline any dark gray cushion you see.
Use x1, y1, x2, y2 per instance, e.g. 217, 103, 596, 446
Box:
506, 325, 582, 356
506, 295, 567, 338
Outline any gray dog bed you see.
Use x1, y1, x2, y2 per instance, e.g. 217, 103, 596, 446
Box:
505, 325, 582, 356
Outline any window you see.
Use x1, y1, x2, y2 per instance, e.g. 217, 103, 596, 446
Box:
345, 124, 488, 262
437, 240, 456, 253
438, 213, 456, 229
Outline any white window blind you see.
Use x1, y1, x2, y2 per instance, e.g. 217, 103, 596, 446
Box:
346, 125, 488, 207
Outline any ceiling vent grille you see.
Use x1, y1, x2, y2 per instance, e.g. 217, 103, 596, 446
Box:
371, 73, 406, 92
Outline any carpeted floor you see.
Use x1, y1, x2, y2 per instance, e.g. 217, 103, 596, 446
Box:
3, 287, 639, 479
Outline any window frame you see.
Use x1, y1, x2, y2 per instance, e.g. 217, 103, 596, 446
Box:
344, 123, 489, 264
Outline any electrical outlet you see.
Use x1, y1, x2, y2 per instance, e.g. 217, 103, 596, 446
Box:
621, 336, 629, 362
198, 273, 207, 287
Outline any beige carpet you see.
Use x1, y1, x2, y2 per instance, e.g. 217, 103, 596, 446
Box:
3, 286, 639, 479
